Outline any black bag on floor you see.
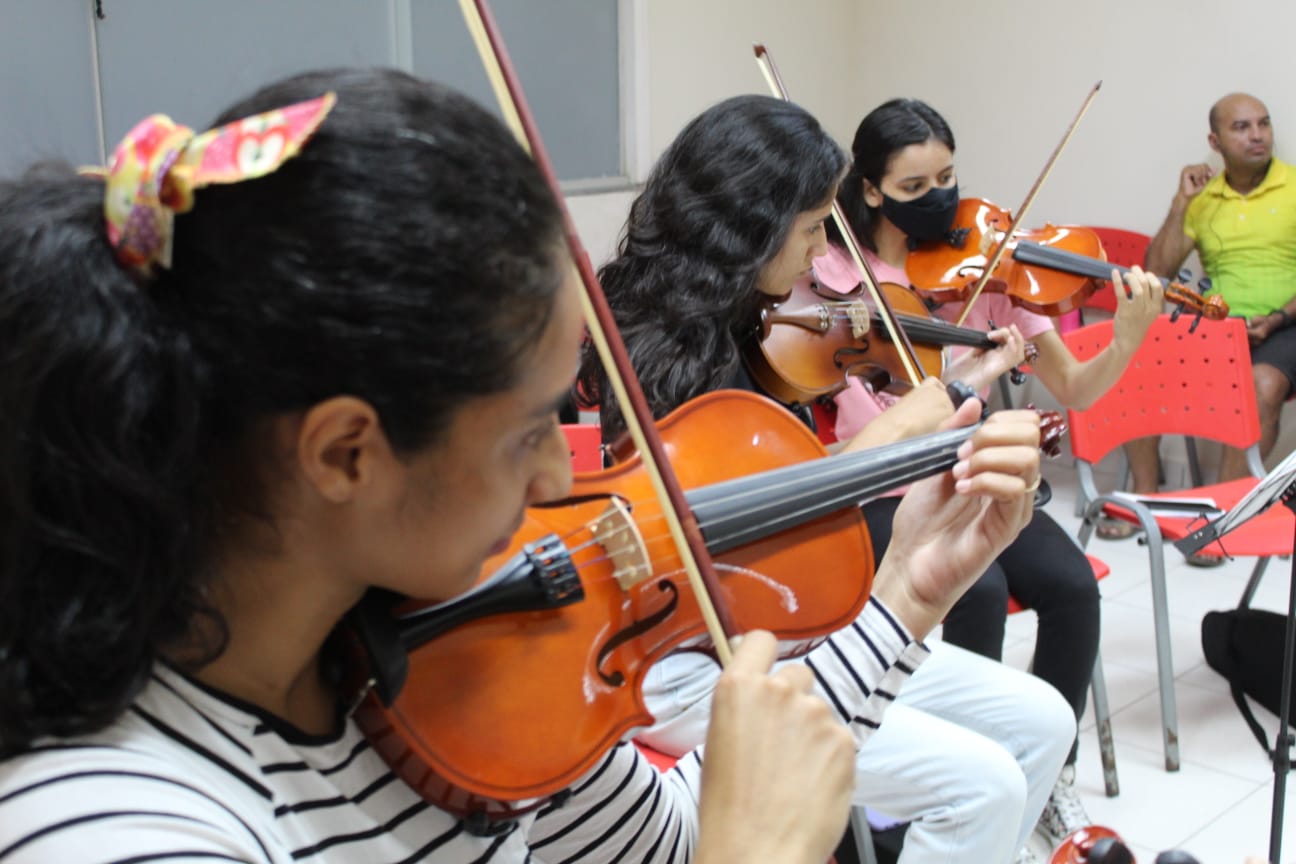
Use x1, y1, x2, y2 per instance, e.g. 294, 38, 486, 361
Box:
1201, 607, 1295, 754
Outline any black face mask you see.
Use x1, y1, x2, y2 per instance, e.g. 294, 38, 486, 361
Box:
880, 183, 960, 242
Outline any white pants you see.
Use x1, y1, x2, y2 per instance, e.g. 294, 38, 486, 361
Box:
638, 640, 1074, 864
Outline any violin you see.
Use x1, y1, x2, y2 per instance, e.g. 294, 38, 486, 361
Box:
744, 275, 1041, 404
906, 198, 1229, 325
906, 198, 1107, 316
1050, 826, 1134, 863
1049, 825, 1205, 864
344, 390, 1066, 824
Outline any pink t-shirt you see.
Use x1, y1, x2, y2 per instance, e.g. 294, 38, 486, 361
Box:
813, 244, 1053, 442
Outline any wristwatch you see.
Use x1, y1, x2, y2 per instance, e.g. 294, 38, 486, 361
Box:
1276, 309, 1293, 329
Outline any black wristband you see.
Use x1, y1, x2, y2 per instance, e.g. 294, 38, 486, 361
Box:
1276, 309, 1293, 329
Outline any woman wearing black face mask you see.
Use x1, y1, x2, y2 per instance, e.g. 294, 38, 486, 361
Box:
814, 97, 1166, 855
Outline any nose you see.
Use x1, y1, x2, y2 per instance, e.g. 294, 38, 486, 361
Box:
809, 231, 829, 261
527, 425, 574, 505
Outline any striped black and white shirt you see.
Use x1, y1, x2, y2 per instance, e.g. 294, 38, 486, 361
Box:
0, 597, 926, 863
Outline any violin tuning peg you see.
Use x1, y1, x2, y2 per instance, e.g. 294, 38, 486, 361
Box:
1176, 268, 1193, 284
1170, 305, 1183, 322
1189, 312, 1203, 334
1197, 276, 1213, 294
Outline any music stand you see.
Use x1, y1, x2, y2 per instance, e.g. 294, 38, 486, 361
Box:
1175, 447, 1296, 864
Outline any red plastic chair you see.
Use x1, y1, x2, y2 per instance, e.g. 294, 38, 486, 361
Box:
1064, 314, 1296, 771
560, 422, 602, 471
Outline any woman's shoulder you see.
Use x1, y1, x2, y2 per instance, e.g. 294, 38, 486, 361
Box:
0, 669, 286, 860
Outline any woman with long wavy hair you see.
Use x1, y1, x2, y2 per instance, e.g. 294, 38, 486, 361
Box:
580, 93, 1077, 864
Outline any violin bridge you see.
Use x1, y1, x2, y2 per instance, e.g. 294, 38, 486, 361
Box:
845, 300, 870, 339
588, 497, 652, 590
978, 228, 1001, 257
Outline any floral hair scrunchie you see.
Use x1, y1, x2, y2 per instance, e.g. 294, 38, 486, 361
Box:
84, 91, 336, 276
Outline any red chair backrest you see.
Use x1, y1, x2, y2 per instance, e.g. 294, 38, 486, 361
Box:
561, 423, 603, 471
1084, 227, 1152, 315
1061, 315, 1259, 465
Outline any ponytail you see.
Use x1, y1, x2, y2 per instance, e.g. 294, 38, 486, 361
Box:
0, 166, 212, 753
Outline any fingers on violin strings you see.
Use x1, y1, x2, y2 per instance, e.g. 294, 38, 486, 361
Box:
1112, 266, 1134, 300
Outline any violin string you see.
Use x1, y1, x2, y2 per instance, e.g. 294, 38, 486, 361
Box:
551, 437, 967, 566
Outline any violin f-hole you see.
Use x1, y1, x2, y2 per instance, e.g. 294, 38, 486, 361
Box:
595, 580, 680, 687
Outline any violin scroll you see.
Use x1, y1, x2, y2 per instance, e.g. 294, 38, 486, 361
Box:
1030, 405, 1067, 459
1165, 282, 1229, 332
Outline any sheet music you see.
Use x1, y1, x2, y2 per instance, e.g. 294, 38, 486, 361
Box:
1174, 447, 1296, 554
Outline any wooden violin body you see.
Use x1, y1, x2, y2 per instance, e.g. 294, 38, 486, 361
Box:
906, 198, 1229, 324
745, 278, 944, 402
349, 391, 874, 821
347, 390, 1065, 823
744, 276, 1042, 405
906, 198, 1107, 317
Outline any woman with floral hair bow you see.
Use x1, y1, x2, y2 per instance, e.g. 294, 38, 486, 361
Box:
0, 68, 1045, 862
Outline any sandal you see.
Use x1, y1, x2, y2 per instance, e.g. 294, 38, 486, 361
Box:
1095, 516, 1139, 541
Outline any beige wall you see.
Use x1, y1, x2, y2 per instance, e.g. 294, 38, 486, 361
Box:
571, 0, 859, 266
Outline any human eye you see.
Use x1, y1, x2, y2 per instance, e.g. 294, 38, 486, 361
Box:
521, 416, 559, 451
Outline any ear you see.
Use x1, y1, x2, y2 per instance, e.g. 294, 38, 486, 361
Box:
1207, 131, 1221, 155
295, 396, 391, 504
862, 177, 884, 209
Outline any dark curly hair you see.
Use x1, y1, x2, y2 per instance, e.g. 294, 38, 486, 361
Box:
577, 95, 846, 438
831, 98, 955, 251
0, 68, 563, 754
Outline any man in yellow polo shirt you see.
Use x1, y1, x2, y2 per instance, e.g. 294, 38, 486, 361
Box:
1110, 94, 1296, 563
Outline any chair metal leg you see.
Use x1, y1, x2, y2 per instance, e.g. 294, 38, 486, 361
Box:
1144, 525, 1181, 771
1079, 494, 1179, 771
1184, 436, 1203, 486
1090, 652, 1119, 797
851, 806, 878, 864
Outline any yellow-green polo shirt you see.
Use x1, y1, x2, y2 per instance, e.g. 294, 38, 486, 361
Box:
1184, 157, 1296, 318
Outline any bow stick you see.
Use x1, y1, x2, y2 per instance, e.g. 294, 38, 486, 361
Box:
955, 81, 1102, 326
460, 0, 738, 660
754, 43, 929, 387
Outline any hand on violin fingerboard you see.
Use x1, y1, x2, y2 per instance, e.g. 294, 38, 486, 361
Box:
1111, 266, 1165, 356
870, 407, 1041, 638
696, 630, 855, 864
941, 324, 1028, 393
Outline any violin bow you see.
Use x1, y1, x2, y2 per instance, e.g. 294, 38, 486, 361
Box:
753, 43, 928, 388
459, 0, 739, 661
955, 80, 1102, 327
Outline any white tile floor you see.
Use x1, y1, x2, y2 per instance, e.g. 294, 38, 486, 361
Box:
998, 456, 1294, 863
